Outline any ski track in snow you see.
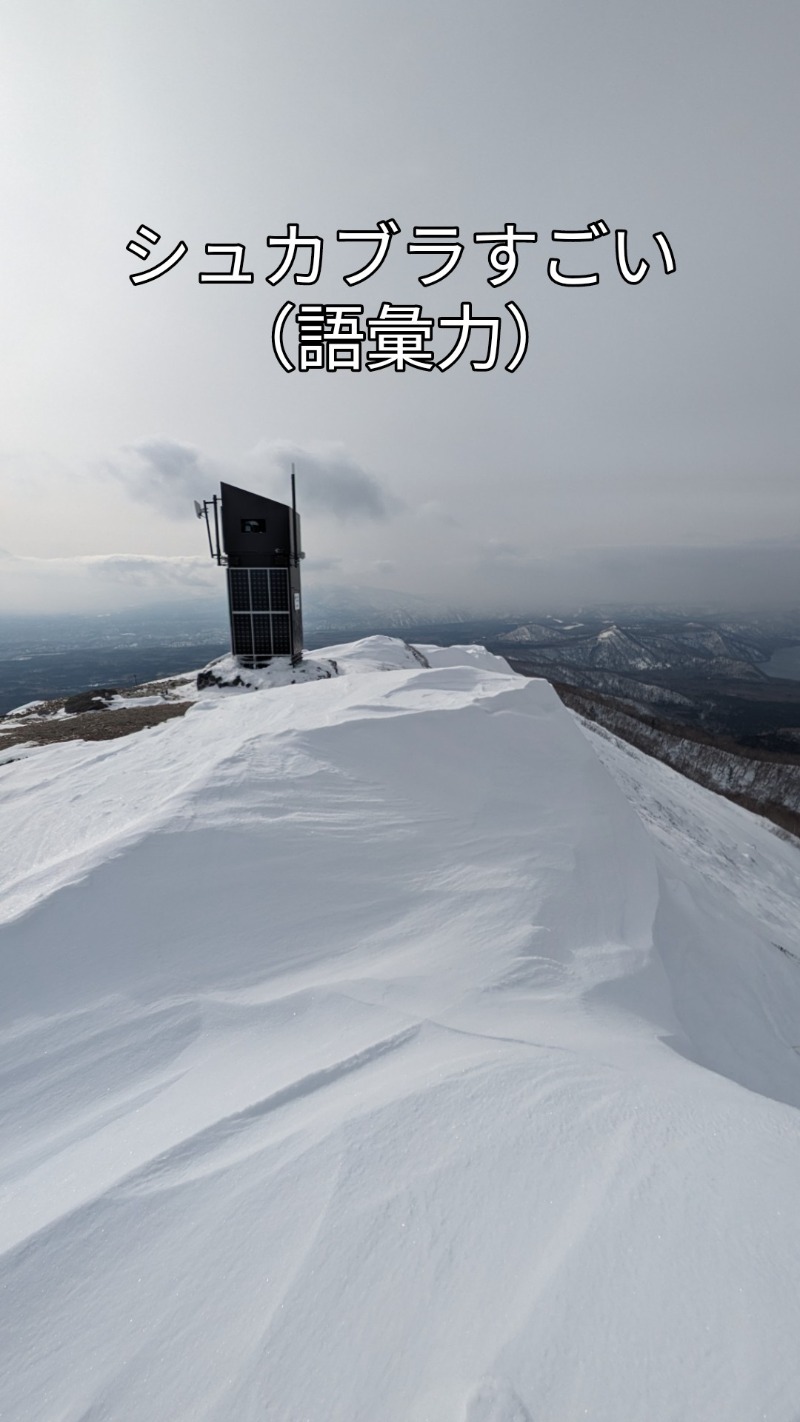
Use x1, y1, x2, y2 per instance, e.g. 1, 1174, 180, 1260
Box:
0, 637, 799, 1422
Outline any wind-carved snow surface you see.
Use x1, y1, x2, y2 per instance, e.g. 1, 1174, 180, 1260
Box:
1, 636, 799, 1422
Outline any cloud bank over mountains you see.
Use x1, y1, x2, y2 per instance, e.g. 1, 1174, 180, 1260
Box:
1, 534, 797, 618
0, 551, 218, 615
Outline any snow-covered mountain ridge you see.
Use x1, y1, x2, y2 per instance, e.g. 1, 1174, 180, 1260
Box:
557, 683, 800, 835
1, 637, 799, 1421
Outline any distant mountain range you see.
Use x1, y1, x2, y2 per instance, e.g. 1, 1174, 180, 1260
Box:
498, 619, 771, 681
1, 601, 798, 735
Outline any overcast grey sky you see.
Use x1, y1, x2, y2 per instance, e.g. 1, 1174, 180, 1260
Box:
1, 0, 798, 613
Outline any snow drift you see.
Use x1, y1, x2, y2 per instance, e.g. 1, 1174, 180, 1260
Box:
1, 637, 799, 1422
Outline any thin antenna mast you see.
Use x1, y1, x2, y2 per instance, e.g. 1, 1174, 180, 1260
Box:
291, 463, 298, 564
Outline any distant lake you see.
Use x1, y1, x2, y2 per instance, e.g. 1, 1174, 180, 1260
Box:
763, 646, 800, 681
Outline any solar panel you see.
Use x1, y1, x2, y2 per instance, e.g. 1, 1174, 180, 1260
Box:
226, 566, 297, 665
269, 568, 290, 611
271, 616, 291, 655
250, 569, 270, 611
229, 569, 250, 613
252, 617, 272, 655
231, 613, 253, 657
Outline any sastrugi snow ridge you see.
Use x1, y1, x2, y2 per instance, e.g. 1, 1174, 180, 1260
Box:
0, 637, 799, 1421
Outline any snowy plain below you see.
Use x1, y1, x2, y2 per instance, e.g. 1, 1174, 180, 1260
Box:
1, 637, 799, 1422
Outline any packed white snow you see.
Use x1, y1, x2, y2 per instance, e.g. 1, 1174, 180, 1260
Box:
1, 636, 799, 1422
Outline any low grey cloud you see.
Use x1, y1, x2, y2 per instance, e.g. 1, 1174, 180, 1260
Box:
304, 555, 343, 574
106, 437, 402, 527
415, 501, 460, 528
253, 440, 404, 522
476, 540, 530, 568
84, 553, 216, 590
462, 539, 800, 614
106, 439, 216, 519
0, 551, 217, 614
564, 542, 800, 611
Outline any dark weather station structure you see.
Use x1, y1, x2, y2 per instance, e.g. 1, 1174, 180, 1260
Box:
196, 477, 304, 667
